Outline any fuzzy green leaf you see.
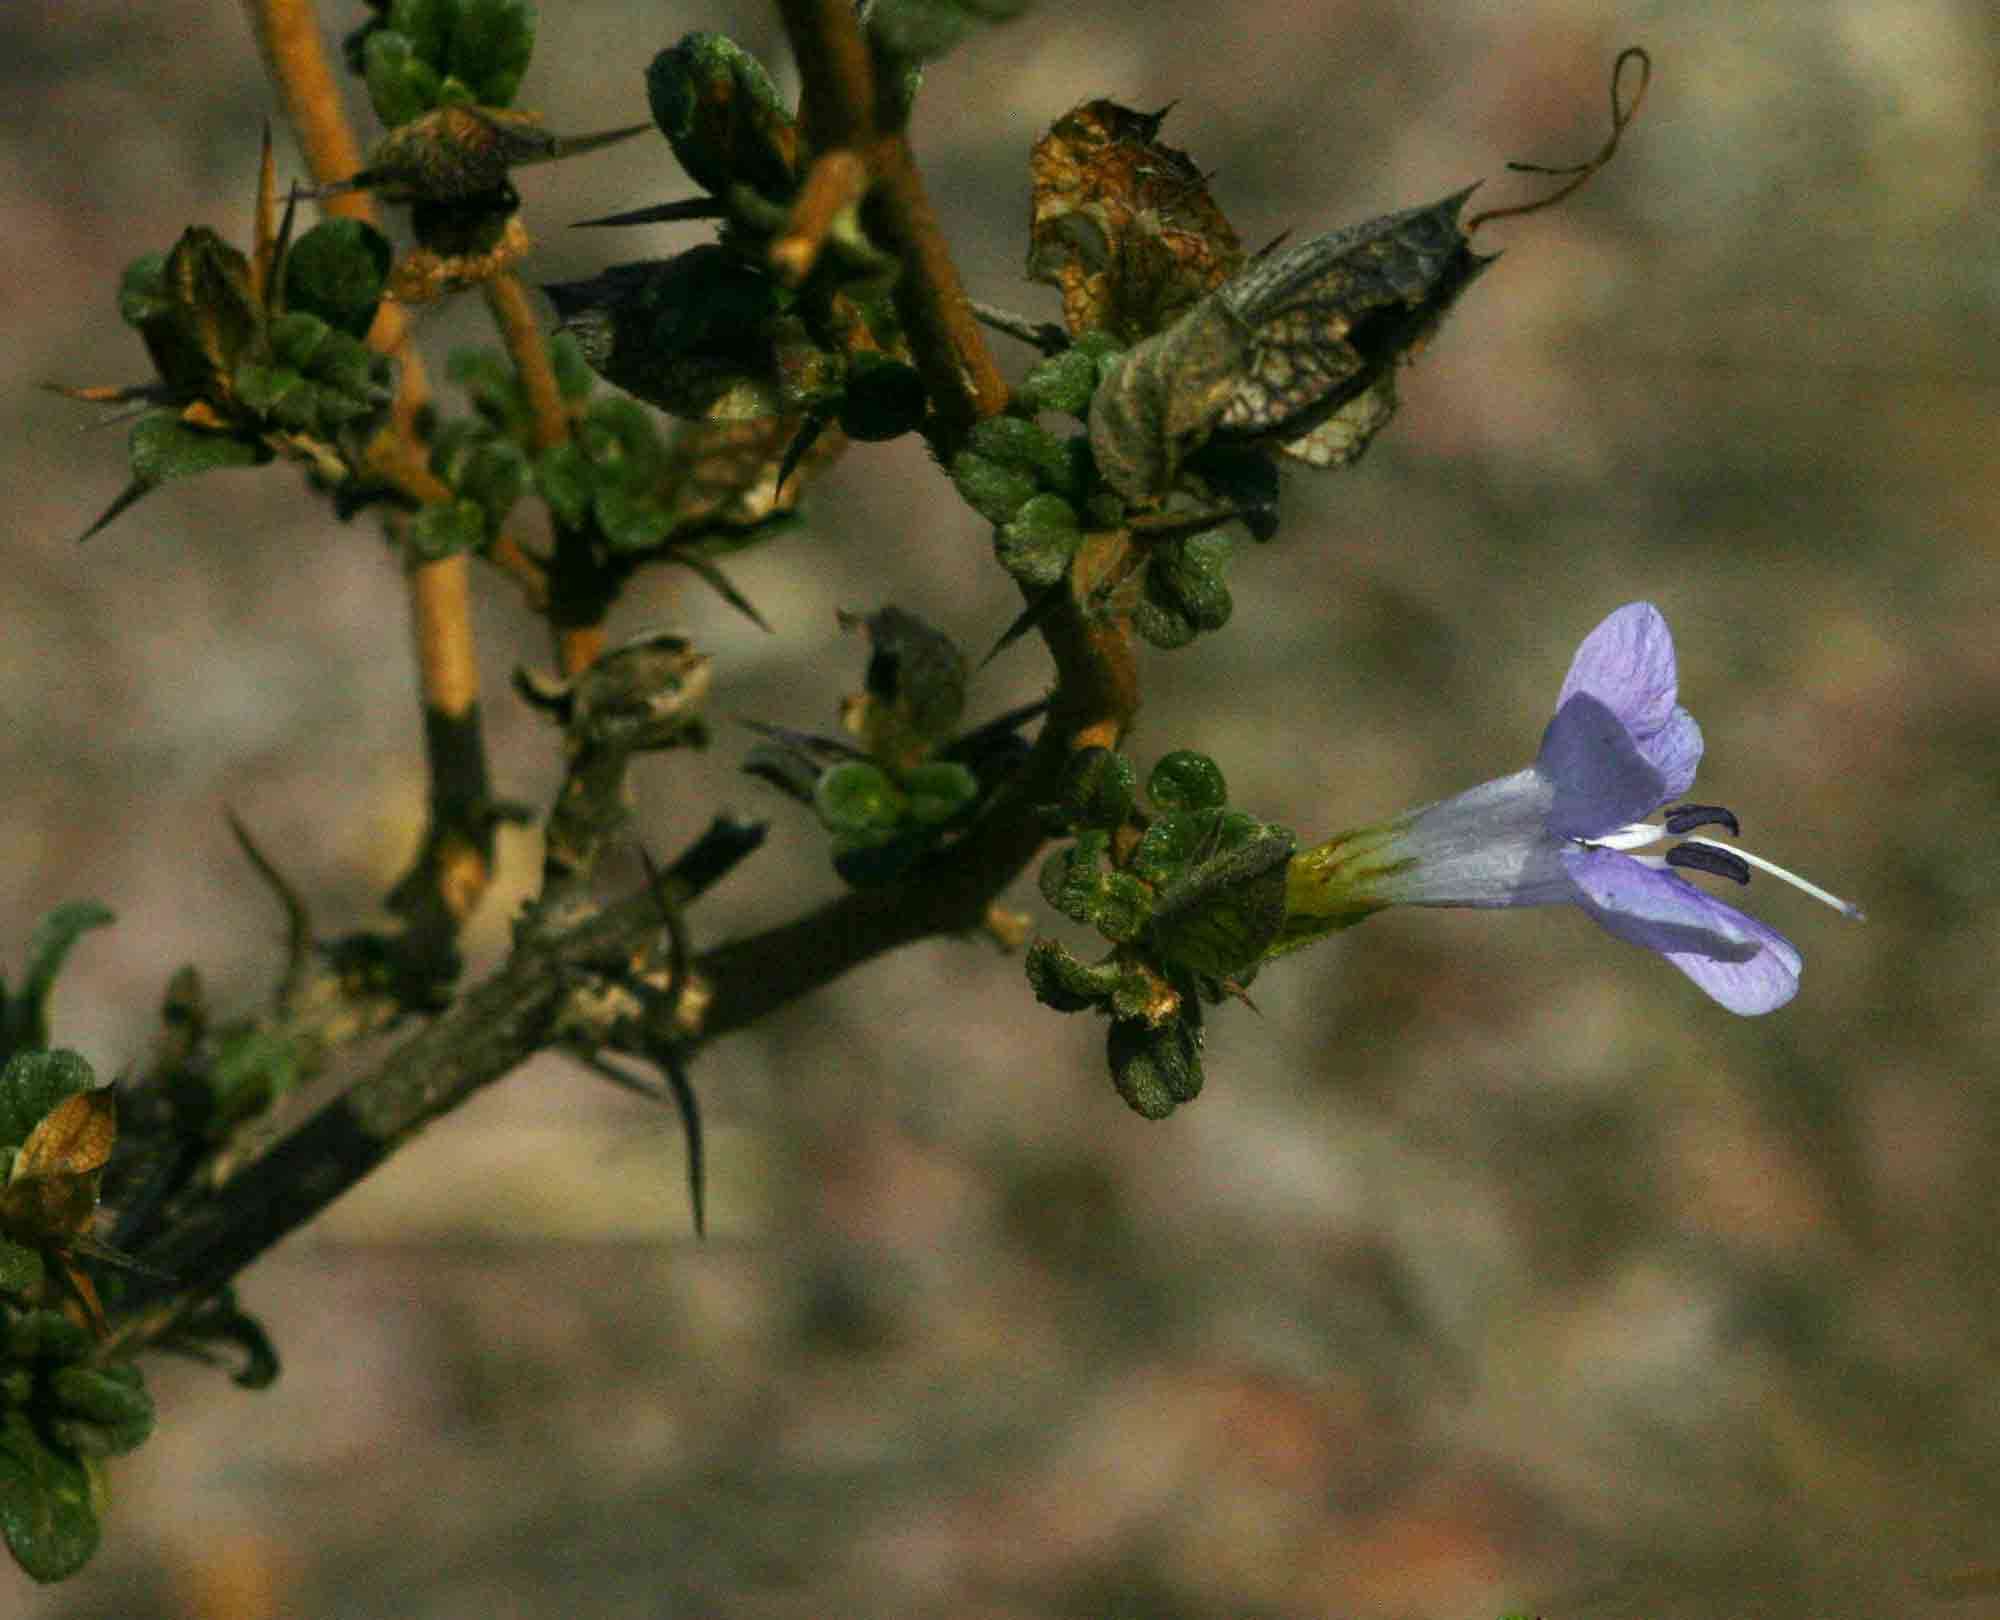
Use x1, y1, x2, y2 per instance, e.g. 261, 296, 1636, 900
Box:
364, 29, 444, 126
449, 0, 536, 107
125, 411, 268, 491
1016, 347, 1100, 418
0, 1410, 98, 1583
1059, 748, 1136, 830
1107, 1011, 1204, 1119
1147, 750, 1228, 813
407, 497, 487, 560
900, 761, 979, 825
283, 220, 393, 340
948, 450, 1038, 525
995, 492, 1081, 589
814, 762, 903, 836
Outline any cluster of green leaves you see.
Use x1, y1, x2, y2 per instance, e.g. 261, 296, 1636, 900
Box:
949, 342, 1282, 652
0, 939, 154, 1586
82, 220, 395, 540
745, 608, 1038, 887
345, 0, 537, 126
555, 33, 928, 454
411, 333, 589, 558
0, 1301, 153, 1583
1029, 751, 1294, 1117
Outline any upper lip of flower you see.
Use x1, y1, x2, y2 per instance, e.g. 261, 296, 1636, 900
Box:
1381, 601, 1860, 1015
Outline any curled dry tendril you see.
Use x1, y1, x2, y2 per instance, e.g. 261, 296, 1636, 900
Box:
1466, 46, 1653, 232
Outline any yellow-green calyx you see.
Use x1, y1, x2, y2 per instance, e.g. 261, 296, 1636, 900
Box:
1267, 824, 1411, 956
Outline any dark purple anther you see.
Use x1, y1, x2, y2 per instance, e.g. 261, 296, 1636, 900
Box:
1664, 803, 1741, 838
1666, 842, 1752, 886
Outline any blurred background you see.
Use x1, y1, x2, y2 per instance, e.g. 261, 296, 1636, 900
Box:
4, 0, 1996, 1615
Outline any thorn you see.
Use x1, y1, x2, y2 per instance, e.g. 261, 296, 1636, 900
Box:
78, 480, 151, 543
774, 414, 827, 499
980, 582, 1068, 668
571, 196, 729, 229
677, 549, 773, 633
225, 809, 314, 998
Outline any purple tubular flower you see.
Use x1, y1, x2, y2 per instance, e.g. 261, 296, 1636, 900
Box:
1288, 602, 1860, 1015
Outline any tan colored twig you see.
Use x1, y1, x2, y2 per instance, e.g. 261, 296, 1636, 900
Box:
776, 0, 1008, 446
770, 147, 870, 285
242, 0, 496, 931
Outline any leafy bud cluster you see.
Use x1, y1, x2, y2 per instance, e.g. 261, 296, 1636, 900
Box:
76, 216, 396, 539
745, 609, 1039, 888
1028, 750, 1293, 1118
0, 1044, 153, 1583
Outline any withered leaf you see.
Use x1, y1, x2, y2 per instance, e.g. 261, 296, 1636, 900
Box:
1209, 187, 1492, 462
1028, 101, 1244, 343
1088, 188, 1492, 499
0, 1090, 116, 1245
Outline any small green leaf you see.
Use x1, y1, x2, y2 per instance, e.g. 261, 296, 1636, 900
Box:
532, 443, 592, 525
1107, 1010, 1204, 1119
449, 0, 536, 107
364, 29, 444, 127
646, 34, 796, 201
995, 492, 1081, 589
1038, 829, 1109, 924
900, 761, 978, 825
283, 220, 393, 340
1059, 748, 1135, 830
948, 450, 1038, 525
1130, 592, 1196, 650
1147, 750, 1228, 813
48, 1365, 154, 1460
0, 1410, 98, 1583
966, 415, 1072, 491
407, 497, 487, 561
115, 254, 171, 331
4, 1308, 90, 1366
549, 331, 595, 402
1024, 938, 1121, 1013
386, 0, 451, 68
232, 363, 308, 419
1091, 872, 1153, 944
1015, 347, 1100, 418
1148, 531, 1234, 633
1148, 826, 1295, 978
814, 763, 903, 836
207, 1029, 301, 1130
125, 411, 268, 489
266, 311, 331, 371
0, 1052, 96, 1153
593, 484, 673, 552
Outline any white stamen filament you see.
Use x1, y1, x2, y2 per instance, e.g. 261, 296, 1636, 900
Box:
1680, 835, 1866, 921
1582, 824, 1866, 921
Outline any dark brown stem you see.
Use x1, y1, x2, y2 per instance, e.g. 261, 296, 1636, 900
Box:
695, 530, 1140, 1036
100, 818, 767, 1355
